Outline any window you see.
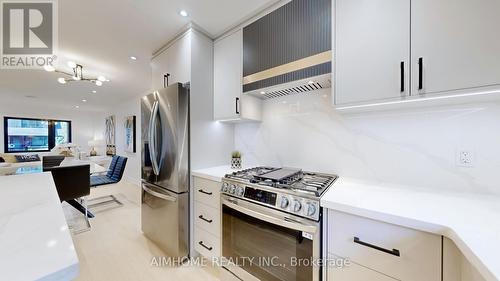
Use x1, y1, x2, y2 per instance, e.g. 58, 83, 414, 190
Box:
3, 117, 72, 153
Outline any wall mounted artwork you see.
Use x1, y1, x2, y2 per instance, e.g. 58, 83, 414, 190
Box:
125, 115, 136, 153
105, 115, 116, 156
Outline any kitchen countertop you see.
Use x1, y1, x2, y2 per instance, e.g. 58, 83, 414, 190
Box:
0, 173, 79, 281
192, 165, 248, 182
321, 177, 500, 281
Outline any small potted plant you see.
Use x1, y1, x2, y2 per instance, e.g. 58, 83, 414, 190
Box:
231, 151, 242, 169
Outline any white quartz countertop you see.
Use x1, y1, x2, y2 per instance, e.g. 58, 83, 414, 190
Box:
192, 165, 247, 182
0, 173, 79, 281
321, 177, 500, 281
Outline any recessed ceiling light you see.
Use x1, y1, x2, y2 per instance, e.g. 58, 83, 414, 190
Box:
179, 10, 188, 17
95, 80, 103, 86
260, 91, 266, 95
91, 90, 97, 94
97, 75, 106, 82
57, 78, 67, 84
75, 105, 80, 109
130, 56, 137, 60
82, 99, 87, 102
44, 65, 55, 72
67, 61, 77, 68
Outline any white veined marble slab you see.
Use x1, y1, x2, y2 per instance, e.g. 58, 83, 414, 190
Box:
0, 173, 79, 281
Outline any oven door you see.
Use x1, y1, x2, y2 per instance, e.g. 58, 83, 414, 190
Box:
221, 195, 321, 281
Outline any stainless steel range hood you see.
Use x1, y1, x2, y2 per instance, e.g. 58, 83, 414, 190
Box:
242, 0, 332, 99
246, 73, 332, 100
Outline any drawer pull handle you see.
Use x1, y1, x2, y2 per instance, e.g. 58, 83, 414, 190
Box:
353, 237, 400, 257
198, 241, 213, 251
198, 215, 213, 223
198, 189, 213, 195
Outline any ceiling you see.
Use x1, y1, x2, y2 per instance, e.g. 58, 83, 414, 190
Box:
0, 0, 281, 111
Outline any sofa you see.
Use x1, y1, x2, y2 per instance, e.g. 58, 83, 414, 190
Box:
0, 153, 43, 176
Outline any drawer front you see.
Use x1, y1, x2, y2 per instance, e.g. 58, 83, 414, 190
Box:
328, 210, 441, 281
194, 201, 221, 237
194, 226, 221, 259
328, 255, 397, 281
193, 177, 220, 208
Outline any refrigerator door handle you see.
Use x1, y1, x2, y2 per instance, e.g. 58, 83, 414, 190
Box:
142, 183, 177, 202
149, 100, 160, 176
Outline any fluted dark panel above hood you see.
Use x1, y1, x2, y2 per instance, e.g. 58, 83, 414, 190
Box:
243, 0, 332, 93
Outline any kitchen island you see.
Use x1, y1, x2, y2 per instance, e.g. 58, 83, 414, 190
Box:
0, 173, 79, 281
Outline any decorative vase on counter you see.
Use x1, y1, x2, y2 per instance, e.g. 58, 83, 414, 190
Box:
231, 151, 242, 169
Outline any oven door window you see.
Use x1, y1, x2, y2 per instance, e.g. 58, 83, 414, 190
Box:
223, 205, 313, 281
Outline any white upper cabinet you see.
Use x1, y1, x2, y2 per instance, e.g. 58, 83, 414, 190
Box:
334, 0, 500, 108
166, 32, 191, 85
334, 0, 410, 105
214, 30, 242, 121
411, 0, 500, 96
151, 50, 168, 90
151, 33, 192, 90
214, 29, 261, 122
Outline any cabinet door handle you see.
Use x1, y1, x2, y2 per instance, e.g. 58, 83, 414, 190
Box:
353, 237, 401, 257
163, 73, 170, 88
198, 241, 213, 251
400, 61, 405, 93
198, 189, 213, 195
198, 215, 213, 223
418, 57, 424, 91
235, 97, 240, 115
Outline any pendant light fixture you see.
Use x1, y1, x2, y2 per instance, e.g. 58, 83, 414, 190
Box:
45, 61, 108, 86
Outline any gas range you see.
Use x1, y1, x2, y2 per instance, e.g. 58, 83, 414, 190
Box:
221, 167, 338, 221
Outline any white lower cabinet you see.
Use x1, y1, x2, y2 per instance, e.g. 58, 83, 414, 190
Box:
327, 210, 441, 281
193, 176, 221, 260
194, 226, 221, 259
443, 238, 487, 281
328, 255, 397, 281
193, 177, 221, 208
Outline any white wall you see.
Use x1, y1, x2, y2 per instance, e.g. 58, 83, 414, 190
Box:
0, 99, 105, 154
107, 97, 142, 185
235, 89, 500, 195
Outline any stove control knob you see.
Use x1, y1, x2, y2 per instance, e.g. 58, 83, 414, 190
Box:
229, 184, 236, 194
280, 197, 290, 209
293, 200, 302, 213
306, 202, 317, 217
221, 182, 229, 192
236, 186, 245, 197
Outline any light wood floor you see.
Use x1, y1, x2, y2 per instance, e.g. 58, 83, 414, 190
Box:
71, 181, 219, 281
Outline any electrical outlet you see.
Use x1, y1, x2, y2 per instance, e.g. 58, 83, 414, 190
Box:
457, 150, 474, 167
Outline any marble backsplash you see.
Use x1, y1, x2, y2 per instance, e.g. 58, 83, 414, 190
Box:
234, 89, 500, 195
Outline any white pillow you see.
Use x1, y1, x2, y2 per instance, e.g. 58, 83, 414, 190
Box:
0, 163, 11, 168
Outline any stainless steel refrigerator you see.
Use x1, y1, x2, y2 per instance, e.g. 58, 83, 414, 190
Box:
141, 83, 189, 260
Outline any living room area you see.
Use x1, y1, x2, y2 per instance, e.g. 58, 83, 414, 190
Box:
0, 95, 217, 280
0, 91, 139, 222
0, 76, 170, 280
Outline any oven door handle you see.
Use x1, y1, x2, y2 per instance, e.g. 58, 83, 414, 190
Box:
223, 198, 317, 234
